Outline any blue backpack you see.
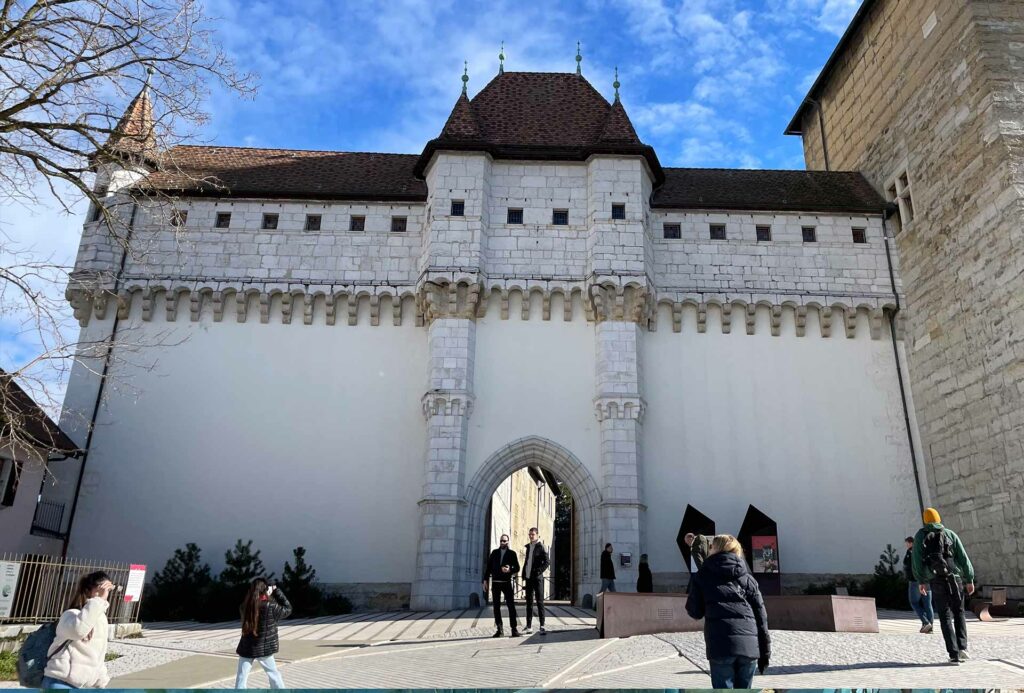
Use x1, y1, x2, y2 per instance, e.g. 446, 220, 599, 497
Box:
17, 622, 71, 688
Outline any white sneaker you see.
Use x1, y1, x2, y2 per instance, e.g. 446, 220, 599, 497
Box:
522, 626, 532, 633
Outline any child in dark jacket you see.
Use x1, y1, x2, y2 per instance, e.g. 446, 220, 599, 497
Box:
235, 578, 292, 689
685, 535, 771, 689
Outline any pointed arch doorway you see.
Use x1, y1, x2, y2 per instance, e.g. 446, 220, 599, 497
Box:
459, 436, 602, 607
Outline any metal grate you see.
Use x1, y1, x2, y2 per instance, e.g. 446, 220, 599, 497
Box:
507, 208, 523, 224
30, 500, 64, 536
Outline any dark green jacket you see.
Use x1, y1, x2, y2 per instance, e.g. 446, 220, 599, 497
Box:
912, 522, 974, 583
692, 534, 712, 570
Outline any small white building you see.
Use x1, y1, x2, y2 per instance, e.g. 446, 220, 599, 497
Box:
44, 69, 925, 609
0, 371, 79, 555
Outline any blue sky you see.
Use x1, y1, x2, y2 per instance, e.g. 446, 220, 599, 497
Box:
0, 0, 861, 404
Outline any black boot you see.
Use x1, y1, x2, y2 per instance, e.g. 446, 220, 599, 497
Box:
492, 629, 503, 638
511, 627, 520, 637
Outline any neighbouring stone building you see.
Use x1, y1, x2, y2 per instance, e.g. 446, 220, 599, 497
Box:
786, 0, 1024, 592
39, 29, 980, 608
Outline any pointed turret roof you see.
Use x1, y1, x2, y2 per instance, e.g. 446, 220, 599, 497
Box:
415, 71, 660, 182
439, 92, 482, 140
100, 82, 157, 165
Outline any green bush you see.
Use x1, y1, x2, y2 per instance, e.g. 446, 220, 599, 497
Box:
0, 650, 16, 682
801, 544, 909, 610
281, 547, 323, 618
141, 542, 213, 622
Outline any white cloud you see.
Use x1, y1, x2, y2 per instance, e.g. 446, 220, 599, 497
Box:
816, 0, 860, 36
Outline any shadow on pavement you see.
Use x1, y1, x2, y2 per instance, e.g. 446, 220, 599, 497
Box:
767, 660, 965, 674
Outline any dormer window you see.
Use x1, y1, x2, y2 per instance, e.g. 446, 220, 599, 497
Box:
611, 204, 626, 220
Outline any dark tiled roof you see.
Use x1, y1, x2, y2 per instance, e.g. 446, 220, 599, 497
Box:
0, 371, 78, 454
785, 0, 877, 135
144, 146, 427, 201
653, 168, 885, 213
419, 72, 662, 182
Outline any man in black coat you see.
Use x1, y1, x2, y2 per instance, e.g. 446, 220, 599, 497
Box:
600, 543, 616, 592
521, 527, 550, 634
483, 533, 520, 637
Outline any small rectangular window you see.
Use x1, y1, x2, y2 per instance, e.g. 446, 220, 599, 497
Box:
852, 227, 867, 244
0, 459, 21, 507
663, 223, 681, 239
450, 200, 465, 216
611, 204, 626, 220
552, 210, 569, 226
507, 208, 523, 224
261, 213, 278, 230
304, 214, 322, 231
756, 225, 771, 242
349, 215, 365, 231
802, 226, 817, 242
171, 209, 187, 227
215, 212, 231, 228
391, 216, 407, 233
709, 224, 726, 240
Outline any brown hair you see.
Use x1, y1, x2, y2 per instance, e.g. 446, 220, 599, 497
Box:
241, 578, 268, 636
68, 571, 111, 609
709, 534, 744, 558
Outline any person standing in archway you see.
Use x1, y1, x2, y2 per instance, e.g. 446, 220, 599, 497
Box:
522, 527, 550, 635
600, 543, 616, 592
483, 534, 521, 638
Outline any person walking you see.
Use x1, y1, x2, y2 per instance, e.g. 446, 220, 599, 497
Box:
637, 554, 653, 593
685, 535, 771, 689
600, 543, 616, 592
235, 578, 292, 688
483, 533, 521, 637
521, 527, 550, 635
904, 535, 934, 633
41, 571, 115, 689
912, 507, 975, 664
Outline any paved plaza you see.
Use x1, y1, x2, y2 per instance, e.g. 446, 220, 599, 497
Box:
40, 606, 1015, 688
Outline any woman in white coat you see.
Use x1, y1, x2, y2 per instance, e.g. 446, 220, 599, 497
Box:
41, 571, 115, 689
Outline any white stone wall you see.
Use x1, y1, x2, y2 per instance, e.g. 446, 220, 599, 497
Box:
51, 310, 428, 584
642, 303, 921, 576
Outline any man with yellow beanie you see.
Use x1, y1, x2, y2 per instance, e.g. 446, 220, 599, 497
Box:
912, 507, 975, 664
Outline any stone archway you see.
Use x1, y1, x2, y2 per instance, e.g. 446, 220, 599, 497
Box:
456, 436, 603, 607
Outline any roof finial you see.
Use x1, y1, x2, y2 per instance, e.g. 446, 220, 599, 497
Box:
613, 66, 620, 101
144, 64, 154, 89
575, 41, 582, 75
499, 41, 505, 75
461, 60, 469, 95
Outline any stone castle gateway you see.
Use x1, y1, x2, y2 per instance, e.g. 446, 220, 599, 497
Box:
27, 0, 1021, 608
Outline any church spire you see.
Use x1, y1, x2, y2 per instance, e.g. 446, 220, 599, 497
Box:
575, 41, 582, 75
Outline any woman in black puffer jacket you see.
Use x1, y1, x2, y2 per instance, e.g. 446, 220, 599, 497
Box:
235, 578, 292, 689
685, 535, 771, 689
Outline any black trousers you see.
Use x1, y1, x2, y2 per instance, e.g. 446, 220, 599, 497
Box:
931, 577, 968, 656
524, 577, 545, 627
491, 580, 517, 630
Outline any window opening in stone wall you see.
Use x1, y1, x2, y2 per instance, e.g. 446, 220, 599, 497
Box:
304, 214, 322, 231
451, 200, 465, 216
663, 223, 681, 239
171, 209, 188, 227
891, 170, 915, 229
350, 215, 365, 231
215, 212, 231, 228
391, 216, 407, 233
552, 209, 569, 226
802, 226, 817, 242
261, 213, 278, 230
611, 204, 625, 220
507, 208, 523, 224
90, 204, 103, 223
852, 227, 867, 244
709, 224, 726, 240
756, 225, 771, 242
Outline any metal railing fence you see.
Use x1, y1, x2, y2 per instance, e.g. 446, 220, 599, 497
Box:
0, 553, 141, 624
